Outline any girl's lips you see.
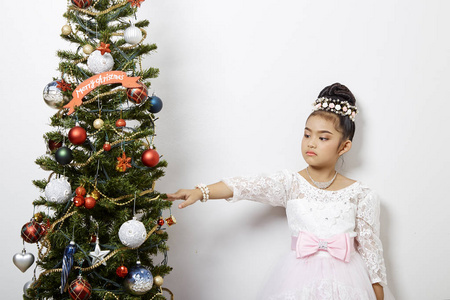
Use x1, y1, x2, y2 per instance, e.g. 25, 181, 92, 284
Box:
306, 151, 317, 156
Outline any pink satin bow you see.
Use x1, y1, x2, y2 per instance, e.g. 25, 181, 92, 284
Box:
292, 231, 354, 262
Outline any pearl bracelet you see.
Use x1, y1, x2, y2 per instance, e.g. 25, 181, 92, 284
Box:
195, 183, 210, 202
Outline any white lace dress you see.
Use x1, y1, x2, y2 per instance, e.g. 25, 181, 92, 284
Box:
222, 170, 395, 300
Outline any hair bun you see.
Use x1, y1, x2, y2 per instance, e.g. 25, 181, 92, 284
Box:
318, 83, 356, 105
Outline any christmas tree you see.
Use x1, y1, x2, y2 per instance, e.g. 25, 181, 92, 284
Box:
14, 0, 173, 299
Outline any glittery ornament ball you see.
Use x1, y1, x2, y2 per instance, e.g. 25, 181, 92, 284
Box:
45, 177, 72, 203
34, 212, 44, 223
124, 263, 153, 295
71, 0, 92, 9
21, 220, 44, 243
116, 265, 128, 278
68, 276, 91, 300
90, 190, 100, 200
84, 197, 96, 209
75, 186, 86, 196
87, 50, 114, 74
118, 219, 147, 248
127, 83, 148, 104
73, 195, 85, 207
93, 118, 104, 129
43, 80, 70, 109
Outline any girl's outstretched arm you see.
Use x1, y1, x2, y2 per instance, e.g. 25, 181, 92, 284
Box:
166, 182, 233, 209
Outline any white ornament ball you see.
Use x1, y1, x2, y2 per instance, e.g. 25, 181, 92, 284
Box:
93, 118, 104, 129
83, 44, 94, 55
87, 50, 114, 74
119, 218, 147, 248
124, 23, 143, 45
45, 177, 72, 203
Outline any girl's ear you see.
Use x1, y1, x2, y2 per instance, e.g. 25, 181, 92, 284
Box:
338, 140, 352, 156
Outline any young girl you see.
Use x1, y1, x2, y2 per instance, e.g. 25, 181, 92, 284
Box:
167, 83, 395, 300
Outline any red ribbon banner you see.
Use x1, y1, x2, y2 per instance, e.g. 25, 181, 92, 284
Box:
64, 71, 141, 115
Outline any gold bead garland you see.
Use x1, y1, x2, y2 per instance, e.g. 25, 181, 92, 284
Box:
69, 1, 129, 17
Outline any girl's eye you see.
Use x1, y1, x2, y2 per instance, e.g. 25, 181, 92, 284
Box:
319, 137, 328, 141
304, 134, 310, 138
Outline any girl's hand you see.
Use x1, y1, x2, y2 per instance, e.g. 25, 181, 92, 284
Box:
166, 189, 203, 209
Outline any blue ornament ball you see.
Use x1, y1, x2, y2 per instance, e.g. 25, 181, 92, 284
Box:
148, 95, 163, 113
124, 262, 153, 295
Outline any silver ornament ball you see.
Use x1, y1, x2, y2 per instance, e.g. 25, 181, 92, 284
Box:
124, 23, 143, 45
43, 81, 70, 109
118, 218, 147, 248
87, 50, 114, 74
23, 279, 36, 298
45, 177, 72, 203
93, 118, 104, 129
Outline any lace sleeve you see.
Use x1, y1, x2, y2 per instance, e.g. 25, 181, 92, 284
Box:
355, 189, 388, 286
221, 170, 292, 207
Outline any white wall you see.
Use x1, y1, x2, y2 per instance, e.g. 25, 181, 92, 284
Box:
2, 0, 449, 299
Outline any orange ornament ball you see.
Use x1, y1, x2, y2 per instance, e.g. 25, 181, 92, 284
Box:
75, 186, 86, 196
84, 196, 96, 209
141, 149, 159, 167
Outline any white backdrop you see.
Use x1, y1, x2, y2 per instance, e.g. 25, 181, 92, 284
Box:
2, 0, 449, 299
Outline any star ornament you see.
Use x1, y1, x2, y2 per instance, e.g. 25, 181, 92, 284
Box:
117, 152, 132, 172
89, 241, 110, 266
56, 79, 72, 91
96, 42, 111, 55
128, 0, 145, 8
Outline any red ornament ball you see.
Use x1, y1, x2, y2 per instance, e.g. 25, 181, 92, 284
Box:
73, 195, 85, 207
116, 265, 128, 278
21, 220, 44, 243
141, 149, 159, 167
127, 83, 148, 104
48, 140, 63, 151
157, 218, 164, 226
71, 0, 92, 9
75, 186, 86, 196
68, 276, 92, 300
103, 142, 111, 151
115, 119, 126, 127
68, 126, 87, 145
84, 197, 96, 209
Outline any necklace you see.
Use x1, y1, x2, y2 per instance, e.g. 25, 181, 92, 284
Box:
306, 167, 338, 189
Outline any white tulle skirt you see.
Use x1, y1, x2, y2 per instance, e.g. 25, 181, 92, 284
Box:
257, 250, 395, 300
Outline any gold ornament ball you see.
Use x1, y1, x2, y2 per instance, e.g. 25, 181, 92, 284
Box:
93, 118, 104, 129
91, 190, 101, 200
34, 213, 44, 223
83, 44, 94, 55
61, 25, 72, 35
153, 275, 164, 287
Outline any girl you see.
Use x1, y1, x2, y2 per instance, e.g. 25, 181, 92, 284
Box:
167, 83, 395, 300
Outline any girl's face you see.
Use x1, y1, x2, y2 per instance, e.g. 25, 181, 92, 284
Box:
301, 115, 351, 168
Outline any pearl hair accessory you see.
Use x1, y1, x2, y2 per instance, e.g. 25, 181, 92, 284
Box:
195, 184, 210, 202
312, 97, 358, 122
